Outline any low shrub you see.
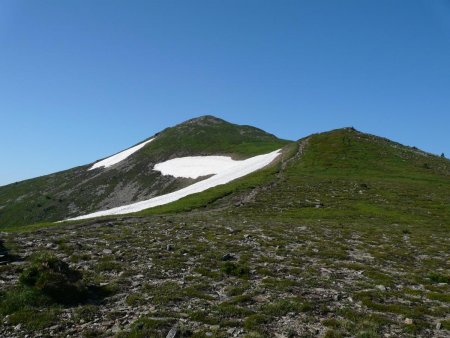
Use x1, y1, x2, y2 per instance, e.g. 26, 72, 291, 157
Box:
19, 253, 87, 305
221, 261, 250, 278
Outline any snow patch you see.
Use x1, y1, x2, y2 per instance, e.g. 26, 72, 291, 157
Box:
67, 149, 281, 221
89, 138, 154, 170
154, 156, 246, 179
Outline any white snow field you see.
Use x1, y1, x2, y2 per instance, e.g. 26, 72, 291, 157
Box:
88, 138, 155, 170
67, 149, 282, 221
154, 156, 246, 179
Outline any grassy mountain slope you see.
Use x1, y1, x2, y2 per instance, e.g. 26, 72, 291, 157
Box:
0, 116, 290, 228
242, 127, 450, 225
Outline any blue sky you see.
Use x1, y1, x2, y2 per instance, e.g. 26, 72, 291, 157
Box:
1, 0, 449, 186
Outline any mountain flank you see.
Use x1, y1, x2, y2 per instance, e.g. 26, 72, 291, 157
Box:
0, 116, 290, 228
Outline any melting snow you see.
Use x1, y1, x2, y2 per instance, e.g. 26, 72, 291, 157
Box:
89, 138, 154, 170
67, 149, 281, 221
154, 156, 247, 179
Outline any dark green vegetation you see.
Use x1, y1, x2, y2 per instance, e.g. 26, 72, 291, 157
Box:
0, 116, 289, 228
0, 253, 111, 331
19, 253, 88, 305
0, 123, 449, 337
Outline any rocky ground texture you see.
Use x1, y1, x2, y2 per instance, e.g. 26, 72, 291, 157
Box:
1, 209, 449, 337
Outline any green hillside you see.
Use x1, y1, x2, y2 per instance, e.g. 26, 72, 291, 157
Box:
243, 127, 450, 225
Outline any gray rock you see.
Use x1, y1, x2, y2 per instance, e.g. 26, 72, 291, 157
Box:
376, 285, 386, 291
227, 328, 236, 335
166, 326, 177, 338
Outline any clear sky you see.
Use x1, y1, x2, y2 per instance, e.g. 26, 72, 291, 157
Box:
1, 0, 449, 186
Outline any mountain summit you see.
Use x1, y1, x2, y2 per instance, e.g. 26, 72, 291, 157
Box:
0, 116, 289, 227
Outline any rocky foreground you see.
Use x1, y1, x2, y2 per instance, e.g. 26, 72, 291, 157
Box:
1, 209, 449, 337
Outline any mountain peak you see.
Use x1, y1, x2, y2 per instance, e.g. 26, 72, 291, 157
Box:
0, 115, 289, 227
181, 115, 226, 126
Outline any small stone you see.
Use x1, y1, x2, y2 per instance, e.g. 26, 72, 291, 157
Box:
166, 326, 177, 338
404, 318, 413, 325
376, 285, 386, 291
102, 249, 112, 255
227, 328, 236, 335
102, 320, 114, 327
